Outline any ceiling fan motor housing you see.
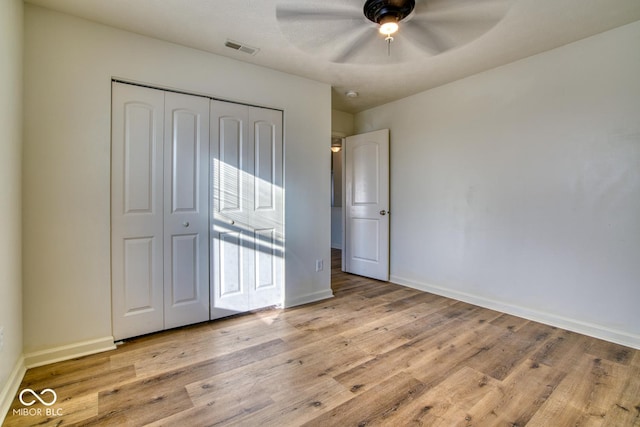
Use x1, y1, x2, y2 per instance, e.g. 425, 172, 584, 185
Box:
363, 0, 416, 24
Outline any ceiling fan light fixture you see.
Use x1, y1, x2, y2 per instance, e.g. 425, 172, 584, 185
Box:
364, 0, 415, 28
379, 16, 399, 36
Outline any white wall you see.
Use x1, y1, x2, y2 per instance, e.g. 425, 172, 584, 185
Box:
331, 109, 354, 137
355, 21, 640, 348
23, 5, 332, 356
0, 0, 24, 418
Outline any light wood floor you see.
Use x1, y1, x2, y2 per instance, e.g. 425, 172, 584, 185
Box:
4, 250, 640, 426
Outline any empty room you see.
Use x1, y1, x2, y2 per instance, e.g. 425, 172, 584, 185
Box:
1, 0, 639, 425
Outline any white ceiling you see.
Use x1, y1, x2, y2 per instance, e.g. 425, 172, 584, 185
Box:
25, 0, 640, 113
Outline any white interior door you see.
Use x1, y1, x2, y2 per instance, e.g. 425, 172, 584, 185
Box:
344, 129, 390, 281
111, 82, 165, 340
210, 101, 283, 319
163, 92, 210, 329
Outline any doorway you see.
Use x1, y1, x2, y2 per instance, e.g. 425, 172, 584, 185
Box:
329, 128, 390, 281
330, 134, 344, 252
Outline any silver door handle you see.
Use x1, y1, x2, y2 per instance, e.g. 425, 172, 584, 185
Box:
380, 210, 389, 216
182, 221, 190, 227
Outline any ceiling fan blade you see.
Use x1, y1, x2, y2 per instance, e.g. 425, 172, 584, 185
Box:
412, 0, 510, 22
276, 1, 376, 63
401, 20, 453, 55
332, 26, 377, 64
402, 0, 509, 54
276, 6, 363, 22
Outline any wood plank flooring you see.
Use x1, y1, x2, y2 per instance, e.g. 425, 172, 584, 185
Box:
4, 249, 640, 426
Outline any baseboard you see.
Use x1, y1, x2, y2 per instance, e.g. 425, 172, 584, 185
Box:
391, 275, 640, 350
0, 355, 26, 425
285, 289, 334, 308
23, 336, 116, 369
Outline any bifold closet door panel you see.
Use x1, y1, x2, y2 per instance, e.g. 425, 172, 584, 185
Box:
111, 82, 165, 340
210, 100, 251, 318
112, 83, 211, 339
163, 92, 211, 329
248, 106, 284, 311
210, 100, 284, 319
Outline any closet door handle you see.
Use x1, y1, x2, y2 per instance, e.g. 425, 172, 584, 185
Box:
182, 221, 190, 227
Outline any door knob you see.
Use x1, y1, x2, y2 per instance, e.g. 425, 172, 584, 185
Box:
182, 221, 190, 227
230, 220, 235, 225
380, 210, 389, 216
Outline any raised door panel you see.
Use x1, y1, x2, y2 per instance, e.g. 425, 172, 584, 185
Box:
255, 228, 276, 290
171, 110, 199, 213
211, 230, 249, 312
170, 234, 199, 304
122, 237, 156, 313
218, 116, 243, 213
163, 92, 210, 329
111, 82, 164, 340
251, 228, 278, 310
350, 218, 380, 263
220, 232, 242, 296
352, 143, 380, 205
123, 104, 155, 214
254, 121, 275, 211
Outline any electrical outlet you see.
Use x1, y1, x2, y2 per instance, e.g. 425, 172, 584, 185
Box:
315, 259, 324, 272
0, 327, 4, 352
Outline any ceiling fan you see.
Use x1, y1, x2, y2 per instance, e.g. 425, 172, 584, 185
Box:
276, 0, 511, 64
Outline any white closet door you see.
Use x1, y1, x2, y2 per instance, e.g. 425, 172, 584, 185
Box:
210, 101, 283, 318
113, 83, 281, 337
163, 92, 210, 328
111, 82, 164, 340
